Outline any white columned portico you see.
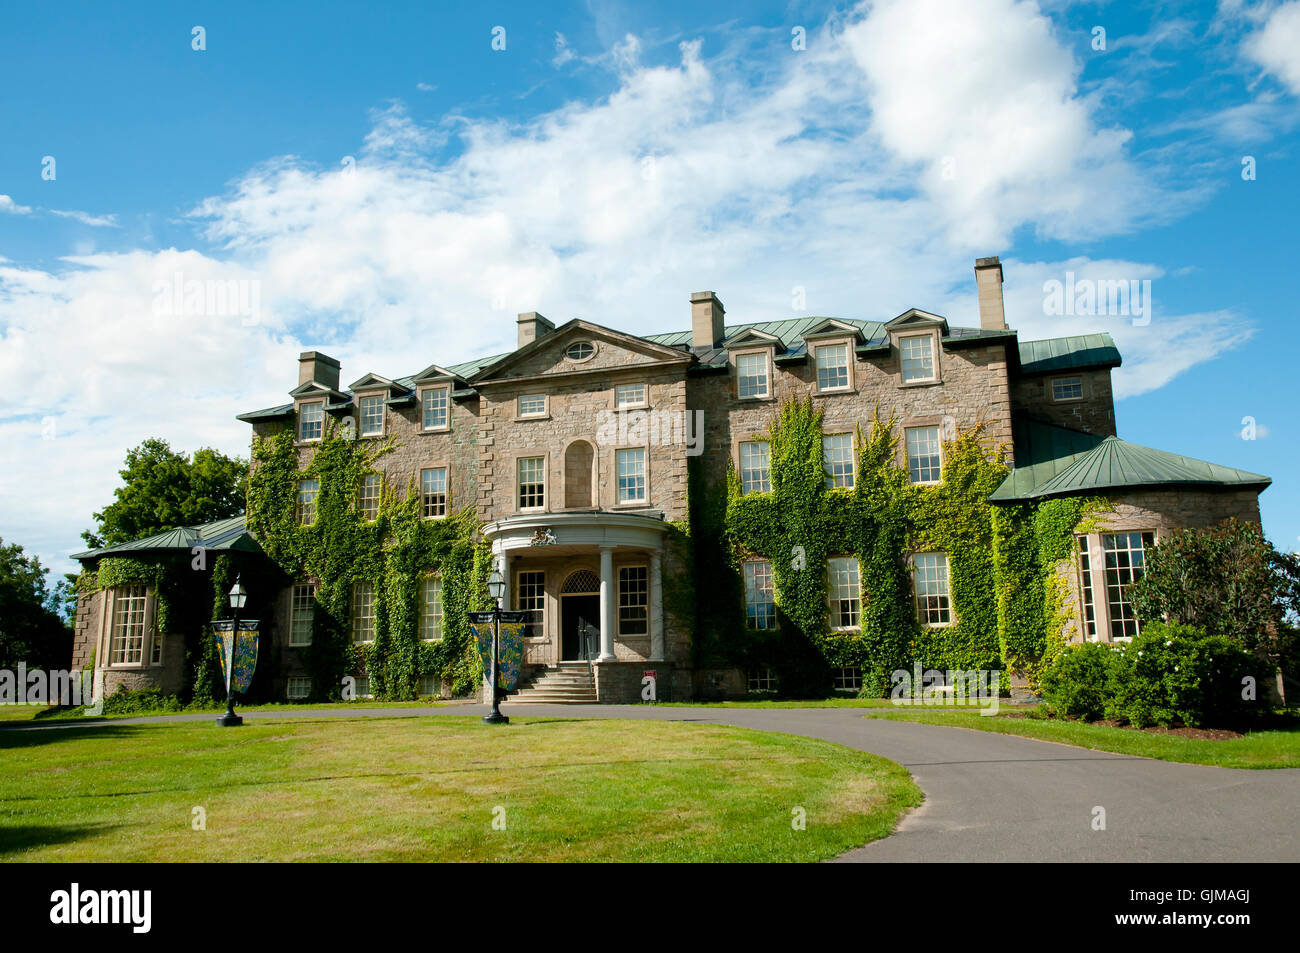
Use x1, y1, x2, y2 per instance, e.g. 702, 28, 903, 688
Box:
649, 551, 664, 660
598, 546, 616, 661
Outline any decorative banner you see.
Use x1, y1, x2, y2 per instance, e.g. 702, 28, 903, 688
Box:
212, 620, 261, 695
469, 611, 527, 693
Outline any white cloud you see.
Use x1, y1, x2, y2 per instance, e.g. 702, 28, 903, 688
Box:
553, 32, 576, 67
0, 194, 32, 215
1244, 1, 1300, 94
49, 208, 120, 228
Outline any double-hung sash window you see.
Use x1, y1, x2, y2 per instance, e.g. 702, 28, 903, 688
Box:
298, 401, 324, 441
815, 344, 850, 391
1074, 531, 1155, 640
516, 571, 545, 639
351, 581, 376, 643
739, 441, 771, 495
359, 473, 381, 520
900, 335, 936, 383
743, 560, 776, 630
518, 394, 547, 417
517, 457, 545, 510
615, 383, 646, 409
421, 386, 450, 430
905, 426, 943, 484
618, 566, 649, 635
420, 467, 448, 518
359, 395, 384, 436
297, 479, 319, 525
822, 434, 854, 489
616, 448, 647, 503
110, 585, 148, 665
828, 557, 861, 629
913, 552, 952, 626
420, 576, 443, 641
290, 582, 316, 646
1052, 377, 1084, 401
736, 352, 769, 399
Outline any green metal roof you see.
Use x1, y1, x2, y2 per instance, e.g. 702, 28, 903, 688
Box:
992, 428, 1271, 503
72, 515, 260, 562
1017, 333, 1121, 375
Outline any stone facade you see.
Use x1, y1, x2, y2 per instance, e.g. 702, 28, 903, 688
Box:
1010, 368, 1116, 437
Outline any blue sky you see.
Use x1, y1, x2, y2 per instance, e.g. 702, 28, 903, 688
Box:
1, 0, 1298, 576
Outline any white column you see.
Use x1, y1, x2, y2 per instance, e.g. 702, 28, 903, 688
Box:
649, 550, 664, 661
598, 546, 616, 661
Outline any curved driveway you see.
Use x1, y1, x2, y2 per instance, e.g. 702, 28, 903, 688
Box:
14, 702, 1299, 862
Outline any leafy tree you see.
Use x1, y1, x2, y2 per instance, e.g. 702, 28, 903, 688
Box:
0, 538, 72, 670
82, 439, 248, 548
1128, 518, 1285, 655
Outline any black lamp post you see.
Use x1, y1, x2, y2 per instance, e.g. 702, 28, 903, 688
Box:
483, 567, 508, 725
217, 575, 247, 727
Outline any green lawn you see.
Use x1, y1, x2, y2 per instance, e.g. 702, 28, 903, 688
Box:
0, 699, 458, 724
0, 716, 920, 862
866, 707, 1300, 769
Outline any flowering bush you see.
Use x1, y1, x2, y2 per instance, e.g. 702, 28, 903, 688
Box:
1039, 641, 1126, 721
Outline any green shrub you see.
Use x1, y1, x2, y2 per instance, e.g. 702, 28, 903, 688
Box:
1039, 641, 1127, 721
1117, 623, 1268, 728
100, 687, 183, 715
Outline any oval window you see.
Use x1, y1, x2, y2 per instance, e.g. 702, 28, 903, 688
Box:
565, 341, 595, 361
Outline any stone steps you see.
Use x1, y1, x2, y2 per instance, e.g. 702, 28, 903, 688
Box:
512, 663, 598, 704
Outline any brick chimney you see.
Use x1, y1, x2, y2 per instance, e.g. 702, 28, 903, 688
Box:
298, 351, 341, 390
516, 311, 555, 349
974, 257, 1007, 330
690, 291, 726, 349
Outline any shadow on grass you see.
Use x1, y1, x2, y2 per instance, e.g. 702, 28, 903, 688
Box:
0, 823, 122, 856
0, 724, 140, 749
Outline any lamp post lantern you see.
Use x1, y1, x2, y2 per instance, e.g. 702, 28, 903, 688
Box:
483, 568, 508, 725
217, 575, 248, 727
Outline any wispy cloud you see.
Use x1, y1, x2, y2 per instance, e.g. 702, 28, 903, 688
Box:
49, 209, 120, 228
0, 194, 32, 215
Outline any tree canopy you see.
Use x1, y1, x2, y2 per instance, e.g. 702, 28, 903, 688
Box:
0, 538, 72, 670
81, 439, 248, 549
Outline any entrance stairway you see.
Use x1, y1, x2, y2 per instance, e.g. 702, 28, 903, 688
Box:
511, 662, 598, 704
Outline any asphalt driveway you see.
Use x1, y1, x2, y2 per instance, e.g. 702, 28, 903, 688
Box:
12, 702, 1299, 861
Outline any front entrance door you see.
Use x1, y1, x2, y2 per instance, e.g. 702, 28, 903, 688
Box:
561, 595, 599, 661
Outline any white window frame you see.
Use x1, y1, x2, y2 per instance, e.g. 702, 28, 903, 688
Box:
618, 565, 649, 636
517, 456, 546, 511
833, 666, 862, 693
297, 400, 324, 442
827, 557, 861, 631
351, 581, 376, 644
108, 584, 149, 667
517, 393, 548, 419
822, 433, 855, 490
564, 341, 596, 362
743, 560, 776, 630
1051, 376, 1085, 402
905, 426, 943, 485
289, 582, 316, 647
359, 473, 382, 520
747, 669, 777, 693
615, 447, 647, 505
814, 342, 852, 393
912, 552, 953, 627
734, 350, 771, 400
287, 676, 312, 700
297, 478, 319, 525
614, 382, 648, 409
515, 570, 545, 640
358, 393, 386, 437
899, 333, 938, 384
420, 466, 448, 519
739, 441, 771, 495
419, 385, 451, 432
419, 575, 443, 642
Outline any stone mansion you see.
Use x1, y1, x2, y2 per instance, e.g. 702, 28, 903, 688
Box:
72, 257, 1270, 703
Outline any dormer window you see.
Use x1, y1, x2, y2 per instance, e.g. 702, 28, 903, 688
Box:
565, 341, 595, 362
735, 351, 770, 399
900, 334, 937, 383
298, 401, 324, 441
815, 343, 851, 392
421, 386, 450, 431
358, 395, 385, 436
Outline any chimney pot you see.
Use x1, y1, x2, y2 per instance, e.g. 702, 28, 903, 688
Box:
974, 257, 1007, 331
690, 291, 726, 349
